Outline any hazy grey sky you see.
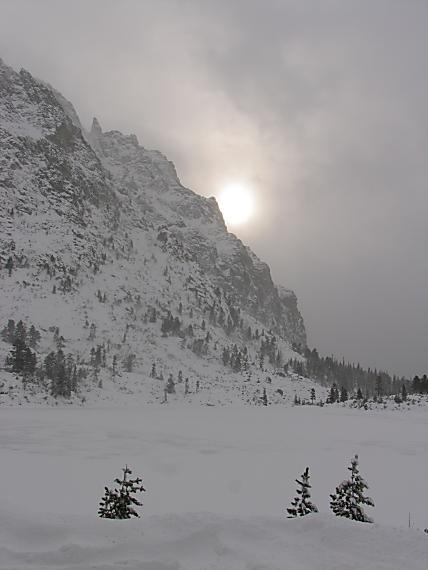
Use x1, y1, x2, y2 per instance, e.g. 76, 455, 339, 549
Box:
1, 0, 427, 376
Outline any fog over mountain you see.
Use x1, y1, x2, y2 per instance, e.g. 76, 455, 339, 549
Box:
0, 0, 427, 376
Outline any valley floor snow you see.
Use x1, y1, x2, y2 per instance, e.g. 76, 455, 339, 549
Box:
2, 511, 427, 570
0, 405, 427, 569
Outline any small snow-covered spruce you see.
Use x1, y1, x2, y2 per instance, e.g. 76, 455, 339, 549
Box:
98, 465, 145, 519
286, 467, 318, 518
330, 454, 374, 523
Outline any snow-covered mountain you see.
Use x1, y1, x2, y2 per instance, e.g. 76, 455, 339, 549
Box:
0, 57, 315, 406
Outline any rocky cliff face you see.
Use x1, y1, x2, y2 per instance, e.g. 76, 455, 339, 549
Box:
87, 115, 306, 346
0, 58, 308, 406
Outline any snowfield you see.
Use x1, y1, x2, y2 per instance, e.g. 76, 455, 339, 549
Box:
0, 405, 427, 569
1, 511, 427, 570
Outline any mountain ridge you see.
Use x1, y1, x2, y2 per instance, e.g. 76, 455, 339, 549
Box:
0, 57, 311, 406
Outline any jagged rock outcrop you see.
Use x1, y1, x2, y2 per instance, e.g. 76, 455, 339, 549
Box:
87, 111, 306, 346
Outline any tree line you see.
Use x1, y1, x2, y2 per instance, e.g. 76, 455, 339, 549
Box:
289, 347, 413, 399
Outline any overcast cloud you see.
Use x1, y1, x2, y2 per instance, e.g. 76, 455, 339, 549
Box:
1, 0, 427, 376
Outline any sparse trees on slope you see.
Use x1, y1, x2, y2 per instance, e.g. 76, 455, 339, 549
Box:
98, 465, 145, 519
330, 454, 374, 523
287, 467, 318, 518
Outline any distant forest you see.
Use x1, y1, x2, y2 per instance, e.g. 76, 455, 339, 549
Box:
288, 347, 428, 399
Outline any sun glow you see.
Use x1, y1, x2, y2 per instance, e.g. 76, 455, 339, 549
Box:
217, 183, 255, 226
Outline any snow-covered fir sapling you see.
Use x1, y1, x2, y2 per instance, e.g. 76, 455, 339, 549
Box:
286, 467, 318, 517
330, 454, 374, 523
98, 465, 145, 519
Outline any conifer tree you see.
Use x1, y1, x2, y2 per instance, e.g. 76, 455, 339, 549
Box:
89, 323, 96, 340
28, 325, 41, 348
222, 347, 230, 366
15, 320, 27, 344
22, 346, 37, 377
49, 349, 69, 397
166, 373, 175, 394
6, 256, 13, 277
327, 383, 339, 403
98, 465, 145, 519
330, 454, 374, 522
340, 386, 348, 402
286, 467, 318, 518
1, 319, 15, 343
375, 376, 383, 400
262, 387, 268, 406
123, 353, 136, 372
6, 339, 36, 376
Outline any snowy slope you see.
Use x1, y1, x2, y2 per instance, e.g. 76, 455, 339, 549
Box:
0, 57, 310, 406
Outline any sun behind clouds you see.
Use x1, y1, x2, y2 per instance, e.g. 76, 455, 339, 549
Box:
217, 183, 255, 227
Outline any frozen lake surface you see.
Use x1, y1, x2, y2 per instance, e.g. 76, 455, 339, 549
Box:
0, 405, 427, 569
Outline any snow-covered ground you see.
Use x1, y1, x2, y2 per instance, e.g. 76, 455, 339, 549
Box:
2, 510, 427, 570
0, 405, 427, 569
